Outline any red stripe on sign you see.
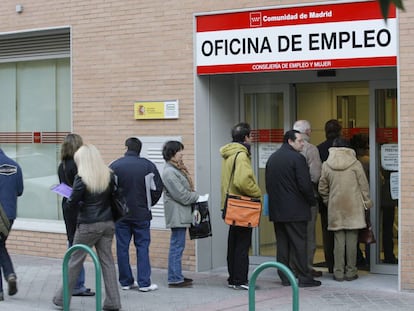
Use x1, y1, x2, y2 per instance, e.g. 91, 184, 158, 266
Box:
342, 128, 369, 139
0, 132, 33, 143
376, 128, 398, 143
251, 129, 284, 143
0, 132, 70, 144
42, 132, 70, 143
197, 56, 397, 75
196, 1, 395, 32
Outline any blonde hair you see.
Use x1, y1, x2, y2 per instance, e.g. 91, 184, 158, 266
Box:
74, 144, 111, 193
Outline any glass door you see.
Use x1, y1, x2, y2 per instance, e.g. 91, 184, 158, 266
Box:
370, 80, 398, 275
241, 85, 291, 261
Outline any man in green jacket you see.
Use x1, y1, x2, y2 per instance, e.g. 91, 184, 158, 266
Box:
220, 122, 261, 290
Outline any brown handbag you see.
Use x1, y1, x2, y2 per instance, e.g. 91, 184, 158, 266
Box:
355, 171, 375, 244
223, 152, 262, 228
358, 209, 376, 244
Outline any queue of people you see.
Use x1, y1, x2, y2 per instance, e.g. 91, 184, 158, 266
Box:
0, 118, 396, 305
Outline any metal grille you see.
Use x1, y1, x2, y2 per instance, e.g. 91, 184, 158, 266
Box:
0, 29, 70, 62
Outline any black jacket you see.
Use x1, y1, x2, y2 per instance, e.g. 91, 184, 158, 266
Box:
265, 143, 316, 222
58, 159, 77, 187
109, 150, 163, 221
58, 159, 77, 209
317, 138, 335, 162
66, 174, 114, 224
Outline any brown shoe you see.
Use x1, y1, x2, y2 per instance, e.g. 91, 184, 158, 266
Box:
345, 275, 358, 281
168, 279, 193, 288
311, 269, 322, 278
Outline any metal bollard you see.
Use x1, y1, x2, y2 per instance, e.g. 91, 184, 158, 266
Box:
62, 244, 102, 311
248, 261, 299, 311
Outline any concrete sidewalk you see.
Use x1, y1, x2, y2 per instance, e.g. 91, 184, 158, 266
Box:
1, 254, 414, 310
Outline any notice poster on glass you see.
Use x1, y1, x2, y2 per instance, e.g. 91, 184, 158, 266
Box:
390, 171, 399, 200
381, 144, 398, 171
258, 143, 281, 168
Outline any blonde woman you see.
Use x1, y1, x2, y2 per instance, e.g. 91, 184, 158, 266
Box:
53, 144, 121, 311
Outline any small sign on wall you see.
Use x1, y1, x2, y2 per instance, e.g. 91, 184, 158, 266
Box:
134, 100, 179, 120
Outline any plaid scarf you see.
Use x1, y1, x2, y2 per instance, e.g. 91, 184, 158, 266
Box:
169, 159, 194, 191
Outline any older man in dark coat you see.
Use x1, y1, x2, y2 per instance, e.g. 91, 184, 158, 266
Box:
265, 130, 321, 287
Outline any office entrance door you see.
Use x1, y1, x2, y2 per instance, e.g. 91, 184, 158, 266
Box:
370, 80, 398, 275
241, 84, 292, 260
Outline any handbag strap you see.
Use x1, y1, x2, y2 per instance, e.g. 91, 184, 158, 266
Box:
226, 152, 242, 194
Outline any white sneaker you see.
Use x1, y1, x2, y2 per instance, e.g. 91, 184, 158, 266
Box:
121, 281, 138, 290
233, 284, 249, 290
138, 284, 158, 292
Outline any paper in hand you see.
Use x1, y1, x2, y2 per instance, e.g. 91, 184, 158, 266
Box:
50, 183, 72, 198
197, 194, 209, 202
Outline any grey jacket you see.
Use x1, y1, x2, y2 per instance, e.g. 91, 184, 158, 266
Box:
300, 133, 322, 184
162, 162, 199, 228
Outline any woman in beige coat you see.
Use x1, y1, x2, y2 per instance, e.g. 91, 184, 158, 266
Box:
318, 138, 372, 282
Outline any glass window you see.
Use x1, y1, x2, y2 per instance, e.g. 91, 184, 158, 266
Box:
245, 91, 284, 256
0, 59, 70, 220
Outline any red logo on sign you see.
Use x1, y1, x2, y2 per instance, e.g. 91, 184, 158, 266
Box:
250, 12, 262, 27
33, 132, 41, 143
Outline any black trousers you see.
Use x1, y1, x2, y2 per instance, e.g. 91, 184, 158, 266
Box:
62, 200, 78, 244
382, 205, 396, 262
274, 221, 313, 283
227, 225, 252, 286
320, 203, 334, 272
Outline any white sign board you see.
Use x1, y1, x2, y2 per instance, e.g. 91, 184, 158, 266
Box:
196, 1, 397, 74
390, 171, 399, 200
259, 143, 281, 168
381, 144, 398, 171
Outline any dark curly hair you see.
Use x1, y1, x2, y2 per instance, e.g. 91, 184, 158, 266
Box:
162, 140, 184, 161
324, 119, 342, 140
231, 122, 251, 143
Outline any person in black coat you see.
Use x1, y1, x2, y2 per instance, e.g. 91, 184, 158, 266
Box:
109, 137, 163, 292
317, 119, 342, 273
57, 133, 94, 296
265, 130, 321, 287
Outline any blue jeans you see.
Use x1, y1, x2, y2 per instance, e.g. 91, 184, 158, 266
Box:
115, 220, 152, 288
0, 220, 15, 293
168, 228, 186, 284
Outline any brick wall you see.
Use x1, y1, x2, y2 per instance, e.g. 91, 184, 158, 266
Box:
7, 229, 196, 272
396, 0, 414, 291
